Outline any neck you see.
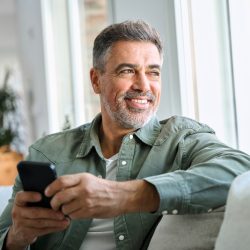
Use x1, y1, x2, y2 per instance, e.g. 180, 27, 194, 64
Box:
99, 119, 134, 159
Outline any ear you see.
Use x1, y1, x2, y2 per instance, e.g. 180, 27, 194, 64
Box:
90, 68, 101, 94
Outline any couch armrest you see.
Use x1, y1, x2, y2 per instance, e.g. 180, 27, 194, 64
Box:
148, 206, 225, 250
215, 171, 250, 250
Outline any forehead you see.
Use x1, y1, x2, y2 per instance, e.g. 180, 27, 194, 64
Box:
106, 41, 162, 66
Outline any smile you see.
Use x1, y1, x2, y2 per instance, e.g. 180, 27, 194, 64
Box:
131, 99, 148, 104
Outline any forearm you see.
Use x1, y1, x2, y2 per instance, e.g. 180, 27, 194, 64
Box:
145, 153, 250, 215
47, 173, 160, 218
117, 179, 160, 213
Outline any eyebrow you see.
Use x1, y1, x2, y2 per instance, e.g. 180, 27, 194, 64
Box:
115, 63, 161, 72
148, 64, 161, 70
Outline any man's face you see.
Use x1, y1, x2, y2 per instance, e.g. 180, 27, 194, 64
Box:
92, 41, 162, 129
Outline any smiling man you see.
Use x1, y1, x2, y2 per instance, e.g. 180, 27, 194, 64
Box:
1, 20, 250, 250
91, 39, 162, 158
94, 41, 162, 126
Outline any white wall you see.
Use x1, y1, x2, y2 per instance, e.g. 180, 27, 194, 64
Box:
0, 16, 17, 56
0, 0, 49, 148
229, 0, 250, 153
0, 0, 17, 51
0, 0, 18, 79
15, 0, 49, 142
0, 0, 32, 153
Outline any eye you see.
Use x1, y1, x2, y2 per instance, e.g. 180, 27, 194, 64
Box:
150, 71, 160, 76
119, 68, 135, 75
147, 70, 161, 79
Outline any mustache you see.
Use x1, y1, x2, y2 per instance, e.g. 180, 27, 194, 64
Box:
123, 91, 156, 102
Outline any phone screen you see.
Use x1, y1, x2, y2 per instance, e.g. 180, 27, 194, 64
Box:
17, 161, 57, 208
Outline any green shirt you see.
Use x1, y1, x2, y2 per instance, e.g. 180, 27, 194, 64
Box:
1, 114, 250, 250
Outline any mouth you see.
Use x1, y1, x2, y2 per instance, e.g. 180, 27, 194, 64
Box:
131, 98, 149, 104
122, 91, 156, 110
125, 97, 151, 110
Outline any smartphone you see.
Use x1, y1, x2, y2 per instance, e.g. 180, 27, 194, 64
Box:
17, 161, 57, 208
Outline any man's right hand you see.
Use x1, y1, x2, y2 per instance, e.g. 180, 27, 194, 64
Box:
5, 191, 70, 250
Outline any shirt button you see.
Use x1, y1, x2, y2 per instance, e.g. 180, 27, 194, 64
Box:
97, 175, 102, 178
121, 161, 127, 166
129, 134, 133, 140
118, 235, 125, 241
162, 210, 168, 215
172, 209, 178, 215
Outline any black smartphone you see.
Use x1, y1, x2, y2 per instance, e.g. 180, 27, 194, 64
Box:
17, 161, 57, 208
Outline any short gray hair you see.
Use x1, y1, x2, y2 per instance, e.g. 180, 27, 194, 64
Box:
93, 20, 163, 72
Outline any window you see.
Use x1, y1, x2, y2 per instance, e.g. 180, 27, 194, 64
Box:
41, 0, 75, 132
78, 0, 109, 121
174, 0, 247, 151
41, 0, 108, 133
228, 0, 250, 153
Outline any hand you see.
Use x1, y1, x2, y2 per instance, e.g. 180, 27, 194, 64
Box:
45, 173, 159, 219
5, 191, 70, 250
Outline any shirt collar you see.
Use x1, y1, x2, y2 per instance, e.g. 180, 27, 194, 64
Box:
76, 114, 161, 158
76, 113, 102, 158
134, 115, 161, 146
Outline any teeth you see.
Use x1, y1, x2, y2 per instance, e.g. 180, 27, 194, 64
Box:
132, 99, 148, 104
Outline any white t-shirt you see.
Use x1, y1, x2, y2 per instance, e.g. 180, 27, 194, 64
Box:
79, 154, 118, 250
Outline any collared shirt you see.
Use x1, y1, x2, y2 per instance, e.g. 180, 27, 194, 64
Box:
80, 154, 118, 249
1, 114, 250, 250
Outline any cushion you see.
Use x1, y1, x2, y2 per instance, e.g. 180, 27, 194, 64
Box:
148, 207, 225, 250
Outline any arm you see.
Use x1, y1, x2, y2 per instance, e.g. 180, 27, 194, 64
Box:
44, 131, 250, 218
45, 173, 160, 219
145, 132, 250, 214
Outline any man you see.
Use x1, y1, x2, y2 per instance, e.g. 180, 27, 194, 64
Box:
0, 20, 250, 250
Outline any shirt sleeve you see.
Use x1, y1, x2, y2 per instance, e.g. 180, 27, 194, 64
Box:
144, 132, 250, 215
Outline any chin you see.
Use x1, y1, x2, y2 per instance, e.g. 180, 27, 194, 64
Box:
115, 111, 155, 129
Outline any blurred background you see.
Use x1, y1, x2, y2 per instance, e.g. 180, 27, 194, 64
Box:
0, 0, 250, 185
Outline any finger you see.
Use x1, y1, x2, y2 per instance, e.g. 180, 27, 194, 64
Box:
45, 174, 81, 197
21, 217, 70, 229
50, 187, 78, 211
12, 220, 70, 244
65, 207, 84, 219
23, 207, 66, 220
31, 222, 70, 237
61, 199, 82, 216
15, 191, 42, 207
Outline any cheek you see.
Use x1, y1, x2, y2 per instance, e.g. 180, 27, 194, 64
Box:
104, 82, 128, 100
151, 83, 161, 99
101, 75, 133, 102
102, 86, 118, 105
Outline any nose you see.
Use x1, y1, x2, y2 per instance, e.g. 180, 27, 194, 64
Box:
132, 72, 150, 92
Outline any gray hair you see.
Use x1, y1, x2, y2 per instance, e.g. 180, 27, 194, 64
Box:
93, 20, 163, 72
